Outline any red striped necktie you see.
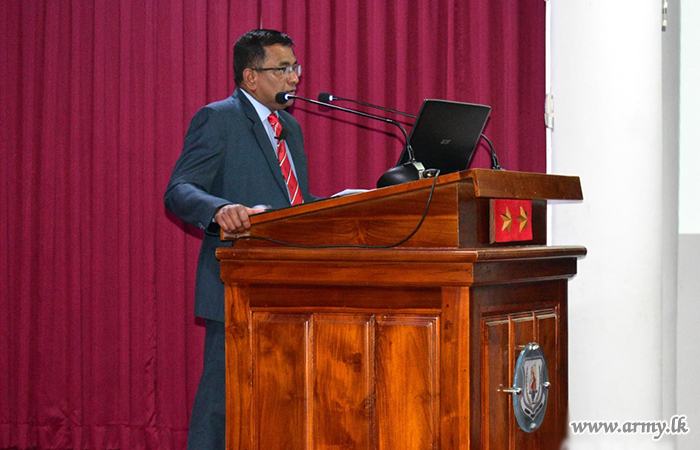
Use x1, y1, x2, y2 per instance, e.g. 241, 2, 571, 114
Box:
268, 113, 302, 205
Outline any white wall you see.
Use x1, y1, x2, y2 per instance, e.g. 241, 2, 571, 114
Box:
661, 0, 680, 429
679, 2, 700, 235
551, 1, 675, 448
676, 1, 700, 449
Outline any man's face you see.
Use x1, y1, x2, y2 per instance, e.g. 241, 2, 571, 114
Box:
245, 44, 299, 111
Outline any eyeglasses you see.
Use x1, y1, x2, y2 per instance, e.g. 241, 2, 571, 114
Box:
251, 65, 302, 78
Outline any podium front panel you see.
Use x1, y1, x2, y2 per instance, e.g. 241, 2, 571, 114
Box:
220, 247, 582, 449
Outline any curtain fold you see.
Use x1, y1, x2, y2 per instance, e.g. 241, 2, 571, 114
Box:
0, 1, 544, 448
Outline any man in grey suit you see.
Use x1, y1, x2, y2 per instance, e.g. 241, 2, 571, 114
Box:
164, 29, 316, 449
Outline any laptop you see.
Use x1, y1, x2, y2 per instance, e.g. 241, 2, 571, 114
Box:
397, 99, 491, 174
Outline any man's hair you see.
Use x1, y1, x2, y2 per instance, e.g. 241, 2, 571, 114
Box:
233, 29, 294, 86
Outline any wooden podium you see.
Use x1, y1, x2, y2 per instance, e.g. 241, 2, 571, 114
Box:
217, 169, 585, 449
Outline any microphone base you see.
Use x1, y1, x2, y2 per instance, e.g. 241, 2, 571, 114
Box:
376, 161, 426, 188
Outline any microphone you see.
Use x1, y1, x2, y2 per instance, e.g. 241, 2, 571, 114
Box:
273, 128, 288, 141
320, 91, 505, 171
318, 92, 417, 119
276, 92, 426, 187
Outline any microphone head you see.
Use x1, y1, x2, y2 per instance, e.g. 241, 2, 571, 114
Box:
275, 92, 292, 104
318, 92, 334, 103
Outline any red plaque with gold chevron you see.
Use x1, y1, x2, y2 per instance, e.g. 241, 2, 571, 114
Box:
491, 199, 533, 243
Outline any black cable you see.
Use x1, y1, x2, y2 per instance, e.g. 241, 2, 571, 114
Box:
480, 134, 503, 170
232, 170, 441, 249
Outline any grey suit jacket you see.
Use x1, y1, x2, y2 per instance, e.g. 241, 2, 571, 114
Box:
164, 88, 314, 321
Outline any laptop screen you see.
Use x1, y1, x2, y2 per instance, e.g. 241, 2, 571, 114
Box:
397, 99, 491, 174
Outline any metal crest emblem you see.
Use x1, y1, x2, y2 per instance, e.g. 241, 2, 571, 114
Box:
510, 342, 550, 432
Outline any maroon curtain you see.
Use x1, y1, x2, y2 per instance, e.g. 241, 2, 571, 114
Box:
0, 1, 544, 449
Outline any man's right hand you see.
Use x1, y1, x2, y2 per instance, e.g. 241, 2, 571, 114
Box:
214, 204, 266, 234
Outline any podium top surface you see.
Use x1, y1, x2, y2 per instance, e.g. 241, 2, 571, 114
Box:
230, 170, 580, 233
221, 169, 582, 248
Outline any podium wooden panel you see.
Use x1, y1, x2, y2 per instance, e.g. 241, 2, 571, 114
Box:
217, 169, 585, 449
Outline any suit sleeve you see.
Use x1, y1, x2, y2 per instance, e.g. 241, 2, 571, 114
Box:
164, 106, 232, 234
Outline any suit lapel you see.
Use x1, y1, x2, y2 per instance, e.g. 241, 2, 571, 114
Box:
235, 89, 290, 202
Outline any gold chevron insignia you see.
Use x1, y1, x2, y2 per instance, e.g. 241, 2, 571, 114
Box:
517, 206, 529, 232
500, 206, 512, 232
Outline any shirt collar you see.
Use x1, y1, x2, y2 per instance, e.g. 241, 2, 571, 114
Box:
240, 88, 276, 124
